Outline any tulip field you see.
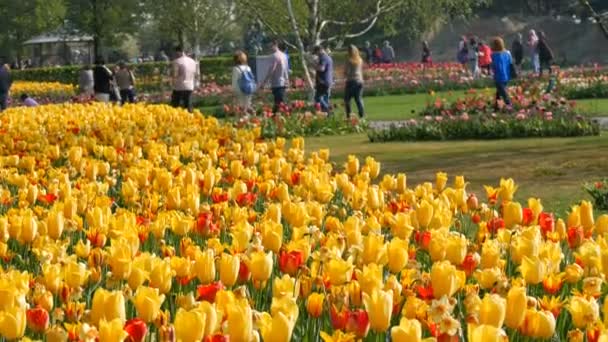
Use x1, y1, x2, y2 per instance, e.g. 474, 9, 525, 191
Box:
0, 101, 608, 342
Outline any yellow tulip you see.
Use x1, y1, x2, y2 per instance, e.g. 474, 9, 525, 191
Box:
258, 312, 294, 342
133, 286, 165, 322
99, 318, 128, 341
108, 239, 133, 280
174, 308, 206, 342
505, 285, 527, 329
478, 294, 506, 328
446, 232, 467, 265
567, 296, 599, 329
42, 263, 63, 294
435, 172, 448, 192
272, 275, 297, 298
363, 289, 393, 332
580, 200, 594, 232
149, 258, 174, 294
416, 200, 434, 228
248, 251, 273, 283
387, 237, 409, 273
519, 256, 547, 285
391, 317, 422, 342
361, 233, 387, 265
356, 263, 383, 295
260, 220, 283, 253
197, 301, 219, 337
468, 324, 507, 342
46, 210, 64, 240
219, 253, 240, 287
63, 260, 90, 289
503, 201, 523, 229
597, 215, 608, 235
345, 155, 360, 176
306, 293, 325, 318
226, 302, 258, 342
524, 309, 556, 338
499, 178, 517, 202
20, 213, 38, 243
473, 267, 503, 290
431, 260, 465, 298
194, 249, 216, 284
90, 289, 126, 326
326, 258, 354, 286
568, 206, 581, 229
0, 305, 26, 340
365, 156, 381, 179
564, 264, 584, 283
396, 173, 407, 193
480, 239, 502, 269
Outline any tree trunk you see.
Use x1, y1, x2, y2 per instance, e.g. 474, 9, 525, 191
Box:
286, 0, 315, 97
581, 0, 608, 39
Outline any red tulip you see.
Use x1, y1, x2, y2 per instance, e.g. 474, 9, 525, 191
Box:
197, 281, 224, 302
538, 212, 555, 235
345, 309, 370, 338
124, 318, 148, 342
279, 250, 304, 276
26, 306, 49, 332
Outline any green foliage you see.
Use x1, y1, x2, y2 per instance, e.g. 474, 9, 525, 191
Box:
584, 180, 608, 210
0, 0, 66, 60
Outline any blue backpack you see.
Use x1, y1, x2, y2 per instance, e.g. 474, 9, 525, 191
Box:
238, 67, 256, 95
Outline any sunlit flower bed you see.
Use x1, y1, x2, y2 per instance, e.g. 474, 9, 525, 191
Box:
9, 81, 76, 105
1, 103, 608, 341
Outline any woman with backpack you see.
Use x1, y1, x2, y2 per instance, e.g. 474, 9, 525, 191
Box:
232, 50, 256, 113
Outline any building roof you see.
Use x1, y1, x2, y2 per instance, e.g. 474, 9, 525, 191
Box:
23, 32, 94, 45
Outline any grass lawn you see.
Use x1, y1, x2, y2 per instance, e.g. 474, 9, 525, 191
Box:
305, 133, 608, 217
201, 91, 608, 121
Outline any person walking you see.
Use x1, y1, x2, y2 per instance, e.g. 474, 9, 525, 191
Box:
381, 41, 395, 63
468, 37, 481, 78
491, 37, 513, 109
115, 62, 136, 104
261, 40, 289, 113
0, 63, 12, 112
344, 45, 365, 119
422, 41, 432, 64
457, 36, 469, 66
373, 45, 383, 65
232, 50, 255, 113
363, 41, 373, 64
313, 45, 334, 114
78, 65, 94, 96
171, 46, 198, 113
528, 30, 540, 74
93, 58, 113, 103
538, 31, 555, 76
511, 33, 524, 70
478, 40, 493, 75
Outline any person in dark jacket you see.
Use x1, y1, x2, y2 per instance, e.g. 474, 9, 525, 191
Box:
0, 63, 12, 111
511, 33, 524, 69
363, 41, 373, 64
422, 41, 432, 64
537, 31, 554, 76
93, 58, 114, 102
491, 37, 512, 109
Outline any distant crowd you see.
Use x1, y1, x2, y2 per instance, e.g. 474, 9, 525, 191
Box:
0, 31, 555, 115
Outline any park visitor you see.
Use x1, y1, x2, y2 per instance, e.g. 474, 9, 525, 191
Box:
363, 41, 373, 64
171, 46, 198, 113
538, 31, 555, 76
261, 40, 289, 113
457, 36, 468, 66
0, 63, 12, 112
491, 37, 513, 109
528, 29, 540, 74
511, 33, 524, 70
110, 65, 122, 103
422, 41, 432, 64
468, 37, 481, 78
382, 41, 395, 63
344, 45, 365, 119
373, 45, 383, 64
232, 50, 256, 113
115, 62, 136, 104
78, 65, 94, 96
313, 45, 334, 114
93, 58, 114, 103
478, 40, 493, 75
20, 94, 38, 107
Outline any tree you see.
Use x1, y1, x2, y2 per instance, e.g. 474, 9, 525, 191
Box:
578, 0, 608, 39
143, 0, 240, 55
237, 0, 488, 90
65, 0, 143, 58
0, 0, 66, 61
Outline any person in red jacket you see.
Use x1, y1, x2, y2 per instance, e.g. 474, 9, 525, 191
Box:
478, 41, 493, 75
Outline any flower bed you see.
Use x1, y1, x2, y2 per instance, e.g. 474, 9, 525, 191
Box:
8, 81, 76, 104
0, 103, 607, 340
560, 75, 608, 100
368, 87, 599, 142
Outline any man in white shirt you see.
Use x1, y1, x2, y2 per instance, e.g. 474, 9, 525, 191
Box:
171, 46, 199, 113
261, 40, 289, 113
